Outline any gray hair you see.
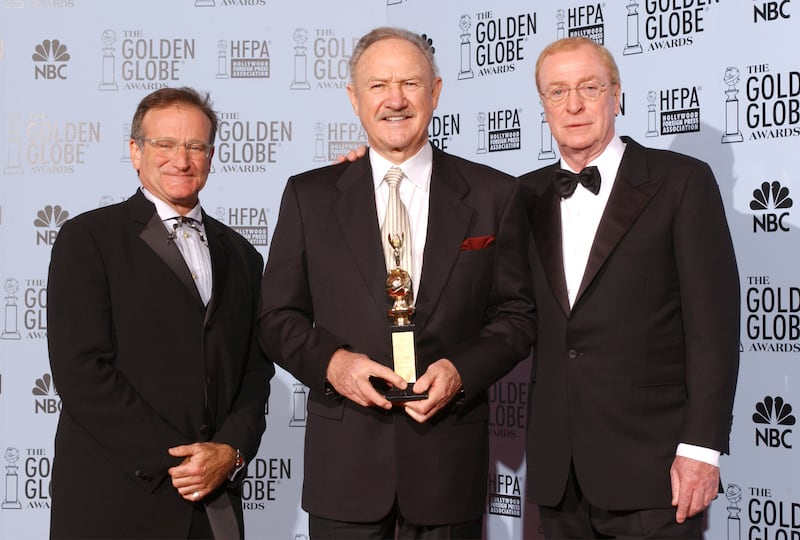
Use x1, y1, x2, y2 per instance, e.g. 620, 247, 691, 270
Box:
349, 26, 439, 83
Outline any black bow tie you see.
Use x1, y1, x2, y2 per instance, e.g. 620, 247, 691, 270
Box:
553, 166, 601, 199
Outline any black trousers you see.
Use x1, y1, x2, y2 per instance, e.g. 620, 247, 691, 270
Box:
309, 504, 482, 540
188, 505, 214, 539
538, 466, 704, 540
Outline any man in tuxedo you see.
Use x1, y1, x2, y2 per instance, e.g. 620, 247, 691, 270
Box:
47, 87, 273, 539
259, 27, 534, 539
519, 37, 740, 539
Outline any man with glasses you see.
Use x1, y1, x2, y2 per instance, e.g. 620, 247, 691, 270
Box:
47, 86, 273, 539
519, 37, 740, 538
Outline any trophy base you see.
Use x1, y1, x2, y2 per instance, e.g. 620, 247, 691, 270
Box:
385, 387, 428, 402
370, 376, 428, 402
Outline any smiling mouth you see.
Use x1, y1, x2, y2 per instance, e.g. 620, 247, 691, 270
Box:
381, 113, 413, 122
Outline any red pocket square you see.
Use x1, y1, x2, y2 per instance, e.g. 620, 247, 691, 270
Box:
460, 235, 495, 251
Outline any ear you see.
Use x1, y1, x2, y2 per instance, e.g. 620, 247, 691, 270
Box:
431, 76, 443, 109
129, 139, 141, 171
346, 83, 360, 117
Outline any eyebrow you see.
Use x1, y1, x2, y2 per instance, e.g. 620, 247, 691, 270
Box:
545, 75, 602, 87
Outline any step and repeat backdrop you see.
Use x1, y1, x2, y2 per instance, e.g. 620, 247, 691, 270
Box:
1, 1, 798, 539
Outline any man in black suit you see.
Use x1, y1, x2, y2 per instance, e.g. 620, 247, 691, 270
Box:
259, 27, 534, 539
519, 37, 740, 539
47, 87, 273, 539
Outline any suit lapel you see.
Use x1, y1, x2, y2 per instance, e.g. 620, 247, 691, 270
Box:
413, 150, 474, 330
527, 171, 571, 317
132, 190, 204, 307
574, 138, 662, 305
202, 214, 231, 323
333, 157, 389, 315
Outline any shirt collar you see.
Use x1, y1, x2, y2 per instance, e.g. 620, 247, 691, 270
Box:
140, 186, 203, 224
559, 135, 626, 197
369, 143, 432, 193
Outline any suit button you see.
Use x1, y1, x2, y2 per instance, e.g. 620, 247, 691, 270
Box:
200, 424, 209, 434
567, 349, 578, 360
135, 470, 150, 480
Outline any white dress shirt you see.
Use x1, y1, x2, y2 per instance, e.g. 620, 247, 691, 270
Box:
141, 187, 213, 305
560, 136, 624, 308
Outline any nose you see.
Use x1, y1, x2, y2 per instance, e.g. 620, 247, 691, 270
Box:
385, 83, 408, 107
564, 88, 584, 113
171, 145, 192, 168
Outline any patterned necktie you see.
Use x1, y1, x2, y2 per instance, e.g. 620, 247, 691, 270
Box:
170, 216, 206, 244
553, 166, 601, 199
381, 166, 413, 277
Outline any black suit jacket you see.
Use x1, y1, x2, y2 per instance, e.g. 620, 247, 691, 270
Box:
47, 189, 273, 539
519, 137, 740, 510
258, 146, 535, 525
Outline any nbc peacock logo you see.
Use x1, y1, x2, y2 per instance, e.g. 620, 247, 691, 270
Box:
33, 204, 69, 246
32, 373, 61, 415
753, 395, 795, 449
32, 39, 70, 80
750, 181, 793, 233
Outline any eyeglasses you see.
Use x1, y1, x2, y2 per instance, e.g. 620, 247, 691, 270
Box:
540, 81, 616, 106
138, 138, 214, 159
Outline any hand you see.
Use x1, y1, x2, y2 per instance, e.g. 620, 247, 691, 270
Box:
326, 349, 406, 409
670, 455, 719, 523
167, 442, 236, 502
403, 359, 462, 423
335, 145, 367, 163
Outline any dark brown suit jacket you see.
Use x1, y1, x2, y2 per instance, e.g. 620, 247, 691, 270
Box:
47, 189, 273, 539
258, 146, 535, 525
519, 136, 739, 510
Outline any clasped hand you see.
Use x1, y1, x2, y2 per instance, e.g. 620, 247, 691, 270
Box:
325, 349, 462, 422
167, 442, 236, 502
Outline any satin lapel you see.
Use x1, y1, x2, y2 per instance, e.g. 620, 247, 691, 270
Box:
574, 141, 662, 305
413, 152, 474, 330
527, 171, 570, 317
134, 192, 204, 307
202, 214, 231, 323
333, 157, 388, 315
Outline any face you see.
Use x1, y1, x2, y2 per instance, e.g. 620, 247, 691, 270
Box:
347, 38, 442, 164
129, 104, 214, 215
538, 44, 620, 168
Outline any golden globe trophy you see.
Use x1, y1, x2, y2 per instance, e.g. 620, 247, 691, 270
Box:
382, 233, 427, 401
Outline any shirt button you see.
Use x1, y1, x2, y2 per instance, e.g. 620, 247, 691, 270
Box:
568, 349, 578, 360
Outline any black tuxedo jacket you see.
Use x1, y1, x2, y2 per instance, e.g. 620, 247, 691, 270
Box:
258, 146, 535, 525
519, 137, 740, 510
47, 189, 273, 539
